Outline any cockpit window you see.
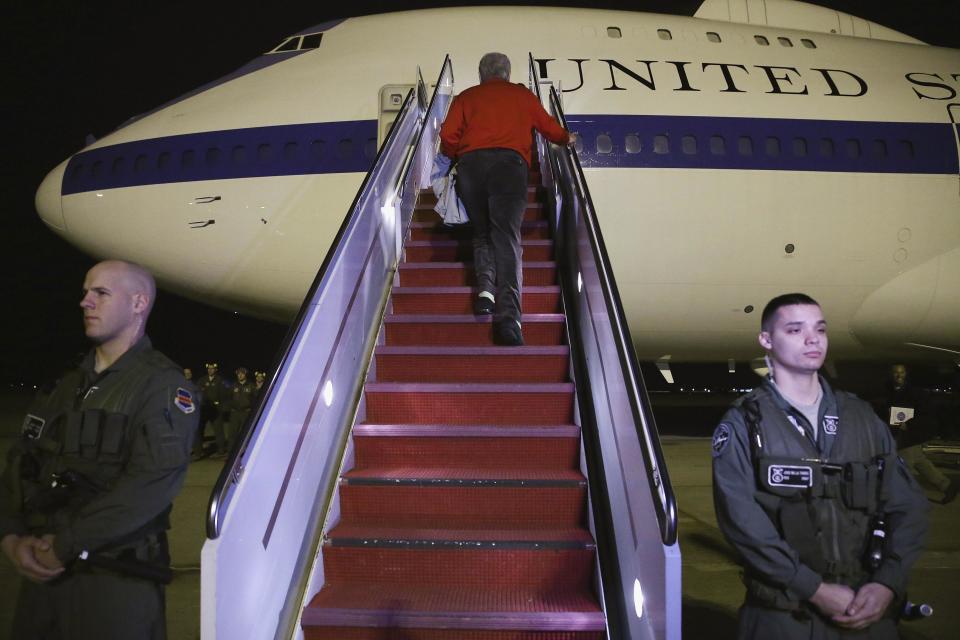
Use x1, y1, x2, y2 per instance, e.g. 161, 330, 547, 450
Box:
268, 32, 323, 54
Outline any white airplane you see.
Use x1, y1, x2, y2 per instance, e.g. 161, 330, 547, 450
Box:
34, 0, 960, 364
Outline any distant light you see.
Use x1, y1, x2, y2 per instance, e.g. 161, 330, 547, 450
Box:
633, 579, 645, 618
233, 311, 239, 315
322, 381, 334, 407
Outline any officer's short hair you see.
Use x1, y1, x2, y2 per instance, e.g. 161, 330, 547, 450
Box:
760, 293, 820, 332
479, 53, 510, 82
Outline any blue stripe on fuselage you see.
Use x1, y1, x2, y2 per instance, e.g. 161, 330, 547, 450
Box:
568, 114, 958, 174
60, 115, 958, 196
62, 120, 378, 195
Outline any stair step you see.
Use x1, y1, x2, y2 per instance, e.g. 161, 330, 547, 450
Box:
338, 484, 587, 529
390, 286, 561, 315
384, 313, 566, 346
413, 206, 545, 223
302, 584, 604, 639
374, 345, 568, 383
351, 434, 578, 469
363, 382, 574, 425
409, 220, 551, 241
398, 261, 557, 287
325, 524, 594, 549
404, 239, 553, 262
318, 546, 595, 588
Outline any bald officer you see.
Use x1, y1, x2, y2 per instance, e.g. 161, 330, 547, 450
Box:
0, 259, 198, 639
712, 293, 928, 639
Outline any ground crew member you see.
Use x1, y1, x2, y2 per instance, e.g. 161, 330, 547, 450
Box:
225, 366, 255, 451
712, 293, 928, 638
0, 259, 198, 639
440, 52, 573, 345
195, 361, 229, 457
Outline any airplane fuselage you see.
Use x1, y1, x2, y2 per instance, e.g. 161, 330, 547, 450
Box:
35, 4, 960, 362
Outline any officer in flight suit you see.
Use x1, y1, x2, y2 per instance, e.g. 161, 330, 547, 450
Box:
0, 260, 198, 639
712, 293, 928, 639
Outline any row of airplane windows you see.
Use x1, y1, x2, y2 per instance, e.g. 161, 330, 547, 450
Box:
581, 133, 916, 160
70, 137, 379, 180
607, 26, 817, 49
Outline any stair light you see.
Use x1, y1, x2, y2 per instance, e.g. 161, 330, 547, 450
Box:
322, 380, 334, 407
633, 578, 645, 618
577, 271, 583, 293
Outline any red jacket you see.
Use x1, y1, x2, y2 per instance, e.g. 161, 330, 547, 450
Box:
440, 78, 570, 167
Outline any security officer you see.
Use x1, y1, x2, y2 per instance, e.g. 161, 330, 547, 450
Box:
225, 366, 256, 451
0, 259, 198, 639
712, 293, 928, 639
195, 361, 229, 457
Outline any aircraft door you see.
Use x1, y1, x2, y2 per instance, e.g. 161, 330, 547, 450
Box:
379, 85, 414, 146
950, 104, 960, 194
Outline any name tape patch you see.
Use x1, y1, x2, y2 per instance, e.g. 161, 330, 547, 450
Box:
768, 464, 814, 488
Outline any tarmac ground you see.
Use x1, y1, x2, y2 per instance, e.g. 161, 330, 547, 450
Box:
1, 389, 957, 639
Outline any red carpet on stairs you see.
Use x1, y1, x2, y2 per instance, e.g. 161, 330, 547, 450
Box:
301, 157, 605, 639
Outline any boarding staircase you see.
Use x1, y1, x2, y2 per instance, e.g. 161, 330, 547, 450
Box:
300, 162, 605, 638
201, 57, 680, 640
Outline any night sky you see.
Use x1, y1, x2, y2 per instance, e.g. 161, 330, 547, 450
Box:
3, 1, 958, 386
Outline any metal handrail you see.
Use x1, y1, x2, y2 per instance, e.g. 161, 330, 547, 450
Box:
546, 85, 678, 545
205, 84, 421, 539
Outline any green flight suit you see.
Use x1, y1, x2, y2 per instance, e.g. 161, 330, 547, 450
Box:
712, 377, 928, 639
225, 380, 255, 450
0, 336, 198, 640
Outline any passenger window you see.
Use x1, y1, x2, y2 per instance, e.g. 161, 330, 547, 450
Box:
765, 137, 781, 157
338, 139, 354, 159
653, 135, 670, 154
158, 152, 171, 169
819, 138, 834, 157
258, 144, 272, 162
899, 140, 915, 159
657, 29, 672, 41
738, 136, 753, 155
71, 163, 84, 180
182, 150, 196, 168
364, 138, 377, 159
778, 37, 793, 47
573, 136, 584, 154
112, 157, 125, 174
625, 134, 641, 154
709, 135, 725, 155
310, 140, 325, 160
801, 38, 816, 49
206, 148, 221, 166
682, 135, 697, 155
232, 145, 247, 164
301, 33, 323, 49
607, 27, 622, 39
871, 139, 887, 158
596, 134, 613, 154
284, 142, 299, 160
135, 154, 148, 173
91, 160, 103, 177
845, 139, 861, 158
754, 35, 769, 46
792, 138, 807, 157
706, 32, 721, 43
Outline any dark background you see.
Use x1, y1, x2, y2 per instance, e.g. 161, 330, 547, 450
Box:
3, 1, 958, 388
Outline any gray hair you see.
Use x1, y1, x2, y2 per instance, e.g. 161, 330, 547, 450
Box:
479, 52, 511, 82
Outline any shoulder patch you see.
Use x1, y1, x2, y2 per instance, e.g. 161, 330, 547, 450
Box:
174, 387, 196, 414
712, 423, 732, 457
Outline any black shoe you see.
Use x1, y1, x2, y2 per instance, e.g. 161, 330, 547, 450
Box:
474, 295, 494, 315
943, 479, 958, 505
494, 320, 524, 346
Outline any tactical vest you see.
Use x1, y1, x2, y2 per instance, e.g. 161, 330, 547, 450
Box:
15, 352, 173, 539
739, 387, 893, 610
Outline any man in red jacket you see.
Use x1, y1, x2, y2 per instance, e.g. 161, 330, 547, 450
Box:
440, 52, 572, 345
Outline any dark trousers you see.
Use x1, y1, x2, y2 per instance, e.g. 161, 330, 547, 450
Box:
12, 571, 165, 639
455, 148, 529, 325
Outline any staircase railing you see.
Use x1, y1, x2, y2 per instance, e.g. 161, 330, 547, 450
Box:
200, 56, 454, 640
529, 56, 681, 640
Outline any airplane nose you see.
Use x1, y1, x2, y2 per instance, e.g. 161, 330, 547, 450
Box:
35, 159, 68, 230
